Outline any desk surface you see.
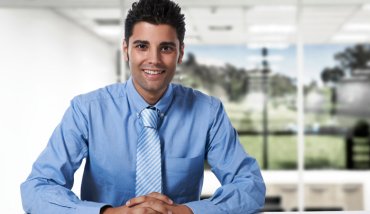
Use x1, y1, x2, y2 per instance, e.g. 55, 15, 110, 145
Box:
262, 212, 369, 214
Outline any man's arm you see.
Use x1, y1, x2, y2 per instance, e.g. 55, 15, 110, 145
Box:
20, 98, 109, 214
185, 100, 266, 214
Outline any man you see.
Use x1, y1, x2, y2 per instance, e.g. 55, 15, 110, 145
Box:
20, 0, 266, 213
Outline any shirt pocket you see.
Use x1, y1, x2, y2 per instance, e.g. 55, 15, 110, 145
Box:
163, 155, 204, 201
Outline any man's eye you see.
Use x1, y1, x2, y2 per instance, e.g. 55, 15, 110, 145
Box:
161, 46, 174, 53
136, 44, 147, 49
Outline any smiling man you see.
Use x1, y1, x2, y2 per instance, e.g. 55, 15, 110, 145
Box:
125, 22, 182, 105
20, 0, 265, 213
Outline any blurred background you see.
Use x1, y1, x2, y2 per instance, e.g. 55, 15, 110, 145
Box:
1, 0, 370, 212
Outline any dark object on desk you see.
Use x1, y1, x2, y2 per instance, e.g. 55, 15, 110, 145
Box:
291, 207, 342, 211
200, 194, 211, 200
346, 120, 370, 169
260, 196, 284, 212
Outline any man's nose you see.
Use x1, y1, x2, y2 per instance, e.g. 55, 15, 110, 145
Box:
147, 48, 161, 64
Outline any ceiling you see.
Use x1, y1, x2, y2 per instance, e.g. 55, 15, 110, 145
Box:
2, 0, 370, 47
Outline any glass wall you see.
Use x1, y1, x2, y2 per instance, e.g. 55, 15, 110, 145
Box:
172, 1, 370, 212
172, 4, 299, 171
304, 44, 370, 170
175, 45, 298, 170
299, 3, 370, 172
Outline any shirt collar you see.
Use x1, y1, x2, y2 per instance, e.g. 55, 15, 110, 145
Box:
126, 77, 174, 116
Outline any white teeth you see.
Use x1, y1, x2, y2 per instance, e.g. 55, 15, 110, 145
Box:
144, 70, 163, 75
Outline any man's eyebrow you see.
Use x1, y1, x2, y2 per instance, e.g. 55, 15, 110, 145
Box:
160, 42, 176, 47
132, 40, 149, 44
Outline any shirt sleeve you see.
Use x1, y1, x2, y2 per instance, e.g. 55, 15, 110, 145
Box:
20, 97, 109, 214
185, 99, 266, 214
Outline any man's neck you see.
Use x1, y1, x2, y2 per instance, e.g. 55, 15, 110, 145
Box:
142, 93, 161, 106
135, 86, 168, 106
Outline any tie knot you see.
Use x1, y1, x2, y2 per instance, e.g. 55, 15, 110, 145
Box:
140, 107, 159, 129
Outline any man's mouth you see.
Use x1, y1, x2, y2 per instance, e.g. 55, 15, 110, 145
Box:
143, 69, 165, 75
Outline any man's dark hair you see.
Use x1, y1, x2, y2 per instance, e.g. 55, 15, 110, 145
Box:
125, 0, 185, 45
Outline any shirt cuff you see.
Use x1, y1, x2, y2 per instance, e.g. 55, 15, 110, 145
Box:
75, 200, 111, 214
184, 200, 223, 214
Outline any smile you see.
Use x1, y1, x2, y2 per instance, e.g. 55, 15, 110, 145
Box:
143, 69, 165, 75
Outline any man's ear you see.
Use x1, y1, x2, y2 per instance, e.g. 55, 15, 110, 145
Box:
123, 40, 129, 61
177, 44, 185, 64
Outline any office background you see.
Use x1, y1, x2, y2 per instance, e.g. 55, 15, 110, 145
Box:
1, 0, 370, 212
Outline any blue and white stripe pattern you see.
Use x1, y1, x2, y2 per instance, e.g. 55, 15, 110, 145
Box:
135, 107, 162, 196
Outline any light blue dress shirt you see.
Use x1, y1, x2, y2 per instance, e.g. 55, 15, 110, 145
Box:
21, 78, 266, 214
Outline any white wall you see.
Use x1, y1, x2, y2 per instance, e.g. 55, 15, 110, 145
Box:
0, 8, 117, 213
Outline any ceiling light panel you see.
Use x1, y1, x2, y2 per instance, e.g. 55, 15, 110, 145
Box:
245, 5, 295, 25
247, 35, 288, 42
93, 26, 121, 37
302, 5, 356, 17
301, 5, 354, 33
186, 8, 243, 26
362, 3, 370, 10
248, 24, 295, 34
342, 23, 370, 31
332, 34, 369, 43
77, 8, 121, 19
249, 5, 296, 13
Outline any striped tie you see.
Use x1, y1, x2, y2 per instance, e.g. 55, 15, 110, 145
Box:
135, 107, 162, 196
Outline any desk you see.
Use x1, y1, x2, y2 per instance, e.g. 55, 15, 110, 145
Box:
262, 212, 369, 214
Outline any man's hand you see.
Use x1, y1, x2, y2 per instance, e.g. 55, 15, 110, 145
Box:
101, 192, 193, 214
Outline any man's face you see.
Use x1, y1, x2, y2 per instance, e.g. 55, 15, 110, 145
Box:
123, 22, 184, 104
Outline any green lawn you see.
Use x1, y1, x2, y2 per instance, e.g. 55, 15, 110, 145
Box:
240, 135, 346, 170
